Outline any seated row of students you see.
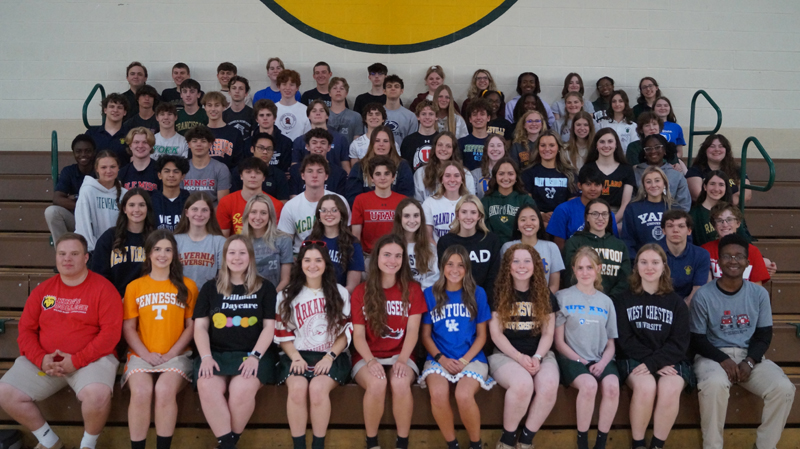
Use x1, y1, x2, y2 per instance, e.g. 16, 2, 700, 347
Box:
3, 220, 793, 449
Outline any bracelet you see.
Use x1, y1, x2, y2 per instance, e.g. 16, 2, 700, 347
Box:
459, 357, 469, 366
201, 354, 212, 360
367, 357, 377, 366
533, 354, 543, 361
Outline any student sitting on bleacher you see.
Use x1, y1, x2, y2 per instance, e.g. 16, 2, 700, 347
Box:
0, 233, 123, 449
690, 233, 795, 449
45, 134, 96, 243
658, 210, 711, 306
122, 62, 148, 122
150, 155, 191, 232
85, 93, 130, 166
122, 84, 159, 134
118, 127, 161, 192
74, 150, 126, 252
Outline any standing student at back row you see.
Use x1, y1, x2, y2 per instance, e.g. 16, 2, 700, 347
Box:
383, 75, 419, 148
275, 69, 312, 141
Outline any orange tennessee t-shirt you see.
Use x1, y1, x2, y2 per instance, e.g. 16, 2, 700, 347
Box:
216, 191, 284, 235
123, 275, 199, 355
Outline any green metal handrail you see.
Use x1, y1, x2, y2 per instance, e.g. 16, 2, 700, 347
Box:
739, 137, 776, 214
82, 83, 106, 129
51, 130, 58, 190
687, 90, 723, 167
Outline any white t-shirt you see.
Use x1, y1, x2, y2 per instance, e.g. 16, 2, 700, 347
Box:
407, 242, 440, 289
276, 101, 312, 141
277, 190, 351, 253
274, 284, 352, 352
153, 132, 189, 159
349, 134, 370, 160
422, 195, 461, 243
413, 165, 476, 203
500, 239, 565, 284
598, 120, 639, 151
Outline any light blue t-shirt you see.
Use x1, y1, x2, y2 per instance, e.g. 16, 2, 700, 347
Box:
500, 239, 565, 284
422, 286, 491, 363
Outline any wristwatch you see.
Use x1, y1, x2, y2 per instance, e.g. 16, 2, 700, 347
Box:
327, 351, 337, 360
247, 351, 262, 360
745, 359, 755, 369
434, 352, 444, 362
533, 354, 543, 361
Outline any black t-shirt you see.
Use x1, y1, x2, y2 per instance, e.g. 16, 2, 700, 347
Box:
353, 92, 387, 115
56, 164, 94, 196
521, 164, 575, 213
209, 124, 246, 170
289, 163, 347, 197
585, 161, 636, 208
193, 279, 278, 353
123, 114, 159, 134
122, 89, 139, 122
300, 88, 347, 108
118, 158, 161, 192
161, 87, 182, 108
223, 106, 255, 138
493, 290, 560, 356
486, 117, 515, 142
400, 131, 438, 171
686, 165, 742, 195
230, 166, 290, 200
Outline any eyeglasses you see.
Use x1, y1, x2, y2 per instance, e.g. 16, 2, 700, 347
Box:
588, 212, 610, 219
720, 254, 747, 263
714, 217, 739, 225
643, 145, 664, 153
302, 240, 327, 248
254, 145, 273, 152
319, 208, 339, 215
476, 76, 489, 81
526, 119, 543, 124
641, 84, 657, 90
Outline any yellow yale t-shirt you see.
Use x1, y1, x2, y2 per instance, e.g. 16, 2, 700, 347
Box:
123, 275, 199, 355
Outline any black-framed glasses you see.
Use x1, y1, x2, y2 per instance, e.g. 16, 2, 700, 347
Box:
720, 254, 747, 263
302, 240, 327, 248
588, 212, 610, 219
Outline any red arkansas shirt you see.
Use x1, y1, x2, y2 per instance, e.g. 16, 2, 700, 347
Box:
702, 240, 771, 283
351, 191, 406, 254
350, 281, 426, 364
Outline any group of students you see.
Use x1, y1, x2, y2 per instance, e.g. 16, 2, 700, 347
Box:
4, 58, 791, 449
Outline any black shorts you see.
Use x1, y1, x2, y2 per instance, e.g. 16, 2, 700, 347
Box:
616, 358, 696, 390
277, 350, 351, 385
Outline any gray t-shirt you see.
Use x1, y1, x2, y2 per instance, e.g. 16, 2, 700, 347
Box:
183, 159, 232, 201
175, 233, 226, 289
689, 280, 772, 350
385, 106, 419, 148
252, 234, 294, 288
555, 285, 618, 362
328, 109, 364, 146
501, 239, 565, 284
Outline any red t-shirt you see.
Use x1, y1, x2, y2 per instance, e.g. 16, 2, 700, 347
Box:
18, 271, 123, 370
351, 191, 405, 254
350, 281, 426, 364
216, 190, 283, 235
702, 240, 771, 283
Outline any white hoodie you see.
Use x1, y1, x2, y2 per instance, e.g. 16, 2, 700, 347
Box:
74, 176, 128, 251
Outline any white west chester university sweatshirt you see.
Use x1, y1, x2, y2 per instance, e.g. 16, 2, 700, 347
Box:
74, 176, 128, 252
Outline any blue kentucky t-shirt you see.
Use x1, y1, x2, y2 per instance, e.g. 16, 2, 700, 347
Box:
422, 286, 491, 363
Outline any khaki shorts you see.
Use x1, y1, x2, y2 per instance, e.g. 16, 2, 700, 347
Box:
0, 355, 118, 402
488, 350, 557, 377
351, 354, 419, 379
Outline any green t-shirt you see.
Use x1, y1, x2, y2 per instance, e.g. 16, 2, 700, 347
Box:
688, 204, 751, 247
176, 108, 209, 136
480, 190, 536, 245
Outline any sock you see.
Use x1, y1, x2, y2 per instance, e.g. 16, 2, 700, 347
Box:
632, 438, 646, 448
292, 435, 306, 449
577, 430, 589, 449
32, 423, 59, 448
519, 426, 536, 445
366, 435, 379, 448
469, 440, 482, 449
446, 439, 460, 449
311, 435, 325, 449
649, 436, 666, 449
593, 431, 608, 449
216, 432, 237, 449
232, 433, 241, 444
131, 440, 146, 449
156, 435, 173, 449
500, 429, 517, 446
80, 432, 100, 449
396, 436, 409, 449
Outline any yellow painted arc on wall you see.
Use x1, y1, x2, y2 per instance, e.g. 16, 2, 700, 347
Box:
263, 0, 516, 53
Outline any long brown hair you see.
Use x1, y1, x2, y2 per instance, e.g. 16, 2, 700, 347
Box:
216, 235, 263, 296
94, 150, 123, 205
485, 157, 526, 196
141, 229, 189, 306
432, 245, 478, 319
693, 134, 740, 185
114, 188, 155, 252
529, 130, 578, 193
308, 194, 357, 273
432, 160, 469, 199
174, 192, 224, 236
628, 243, 674, 295
423, 131, 461, 193
432, 84, 459, 133
494, 243, 551, 333
391, 197, 434, 276
362, 235, 414, 337
280, 242, 346, 337
478, 133, 509, 178
361, 126, 401, 186
565, 110, 595, 168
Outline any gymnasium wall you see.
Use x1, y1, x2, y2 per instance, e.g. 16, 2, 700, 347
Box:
0, 0, 798, 158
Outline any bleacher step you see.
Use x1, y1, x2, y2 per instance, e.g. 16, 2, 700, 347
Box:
0, 202, 49, 232
0, 233, 54, 268
754, 239, 800, 273
0, 175, 52, 202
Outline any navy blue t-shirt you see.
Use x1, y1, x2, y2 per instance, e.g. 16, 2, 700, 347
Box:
659, 240, 711, 298
289, 163, 347, 197
243, 128, 293, 176
621, 200, 670, 256
150, 189, 191, 231
86, 125, 130, 167
56, 164, 94, 196
291, 127, 350, 167
521, 164, 575, 213
230, 166, 290, 200
118, 158, 161, 192
321, 235, 365, 285
209, 124, 246, 170
457, 134, 486, 171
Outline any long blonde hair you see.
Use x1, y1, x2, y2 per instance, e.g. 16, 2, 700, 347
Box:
433, 85, 459, 134
529, 130, 578, 193
513, 110, 547, 146
216, 235, 264, 296
570, 246, 604, 291
628, 243, 674, 295
633, 165, 674, 209
449, 194, 490, 236
241, 193, 288, 251
467, 69, 497, 99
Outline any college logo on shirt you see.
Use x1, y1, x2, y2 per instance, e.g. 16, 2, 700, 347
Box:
281, 113, 298, 130
260, 0, 517, 53
42, 295, 56, 310
684, 265, 692, 275
41, 296, 88, 314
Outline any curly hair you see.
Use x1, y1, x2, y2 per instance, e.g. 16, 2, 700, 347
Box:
362, 234, 414, 337
431, 245, 477, 320
493, 243, 552, 334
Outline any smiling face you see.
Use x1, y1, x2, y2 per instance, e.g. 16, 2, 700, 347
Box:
127, 65, 146, 88
401, 203, 421, 233
640, 79, 658, 100
706, 139, 727, 164
643, 172, 665, 199
524, 112, 543, 135
124, 194, 148, 225
172, 67, 189, 86
567, 76, 581, 93
247, 201, 270, 231
434, 136, 454, 160
586, 202, 610, 233
511, 249, 535, 283
306, 137, 330, 156
217, 70, 234, 89
517, 207, 540, 238
204, 100, 225, 121
267, 60, 284, 82
654, 99, 671, 120
56, 239, 89, 277
519, 74, 537, 94
426, 72, 443, 92
418, 106, 436, 129
597, 78, 614, 97
486, 137, 506, 161
565, 96, 583, 115
309, 103, 328, 126
642, 120, 660, 137
72, 140, 95, 170
318, 199, 341, 228
377, 242, 404, 276
713, 210, 740, 237
574, 255, 600, 287
226, 239, 250, 275
158, 162, 184, 189
436, 89, 451, 110
301, 248, 325, 281
643, 137, 665, 165
149, 239, 174, 270
636, 249, 664, 284
537, 135, 559, 162
95, 156, 119, 184
157, 110, 177, 129
485, 92, 501, 115
580, 181, 604, 200
187, 200, 211, 228
104, 101, 126, 122
574, 118, 590, 140
365, 109, 386, 129
130, 133, 152, 159
373, 131, 392, 155
443, 253, 466, 286
279, 81, 298, 99
719, 242, 749, 279
313, 65, 331, 86
523, 96, 538, 112
457, 201, 480, 232
441, 165, 463, 193
475, 71, 491, 90
704, 175, 727, 201
611, 93, 625, 113
495, 162, 517, 192
664, 217, 690, 245
469, 109, 488, 129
